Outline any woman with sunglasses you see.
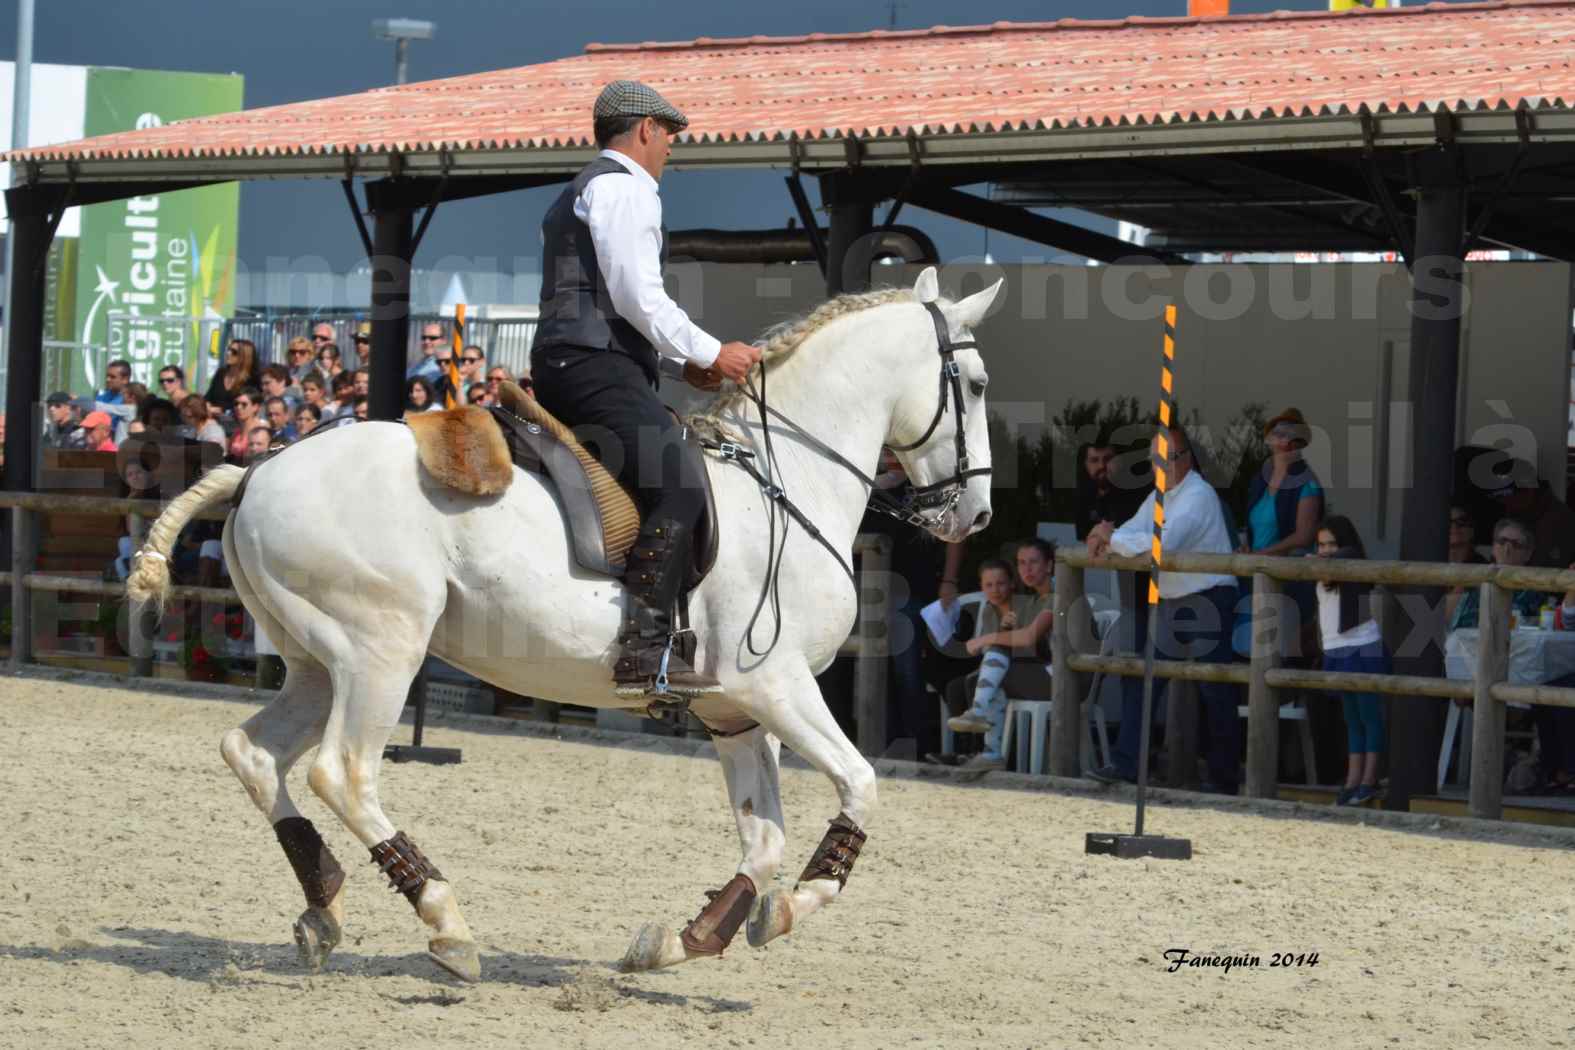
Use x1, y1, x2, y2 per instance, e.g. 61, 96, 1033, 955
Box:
226, 387, 263, 464
204, 338, 261, 414
1448, 517, 1551, 631
285, 336, 316, 384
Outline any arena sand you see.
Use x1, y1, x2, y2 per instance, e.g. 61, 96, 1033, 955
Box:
1, 677, 1571, 1050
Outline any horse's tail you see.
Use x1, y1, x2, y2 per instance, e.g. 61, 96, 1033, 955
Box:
126, 464, 246, 612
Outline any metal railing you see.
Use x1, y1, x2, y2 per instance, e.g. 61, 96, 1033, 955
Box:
1052, 547, 1575, 820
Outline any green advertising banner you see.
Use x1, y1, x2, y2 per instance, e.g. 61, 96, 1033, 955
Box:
72, 67, 243, 393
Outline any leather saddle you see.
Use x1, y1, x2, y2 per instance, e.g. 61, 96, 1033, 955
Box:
405, 380, 718, 583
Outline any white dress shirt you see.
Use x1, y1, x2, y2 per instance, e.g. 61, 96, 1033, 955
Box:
573, 149, 721, 369
1107, 469, 1238, 599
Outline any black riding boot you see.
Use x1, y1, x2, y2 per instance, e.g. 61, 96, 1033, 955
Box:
614, 517, 722, 697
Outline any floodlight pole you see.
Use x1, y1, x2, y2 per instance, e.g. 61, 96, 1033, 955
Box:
394, 38, 409, 86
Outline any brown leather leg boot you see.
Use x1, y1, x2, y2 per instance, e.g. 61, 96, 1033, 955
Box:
613, 518, 722, 698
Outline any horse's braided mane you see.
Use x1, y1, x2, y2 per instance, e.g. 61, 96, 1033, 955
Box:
688, 286, 915, 436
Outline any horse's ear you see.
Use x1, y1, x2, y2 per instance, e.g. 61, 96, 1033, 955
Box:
913, 266, 940, 303
950, 278, 1004, 330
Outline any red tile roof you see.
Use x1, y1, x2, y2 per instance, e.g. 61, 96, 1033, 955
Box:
10, 0, 1575, 166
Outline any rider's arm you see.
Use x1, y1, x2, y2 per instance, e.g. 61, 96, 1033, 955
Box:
580, 173, 721, 368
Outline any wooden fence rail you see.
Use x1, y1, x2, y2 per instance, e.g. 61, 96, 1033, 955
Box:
1057, 546, 1575, 820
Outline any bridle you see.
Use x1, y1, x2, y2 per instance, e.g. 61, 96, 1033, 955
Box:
698, 297, 992, 657
877, 300, 994, 529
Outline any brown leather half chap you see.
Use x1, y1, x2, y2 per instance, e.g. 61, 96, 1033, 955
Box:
274, 816, 346, 910
797, 813, 867, 890
679, 874, 757, 957
369, 831, 445, 908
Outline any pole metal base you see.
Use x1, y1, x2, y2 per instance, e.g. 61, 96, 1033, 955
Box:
1084, 832, 1192, 861
383, 745, 462, 765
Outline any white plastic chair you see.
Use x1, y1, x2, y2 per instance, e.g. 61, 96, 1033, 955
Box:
1234, 698, 1318, 785
1438, 702, 1472, 793
999, 609, 1120, 775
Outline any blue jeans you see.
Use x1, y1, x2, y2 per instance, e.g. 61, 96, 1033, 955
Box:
1113, 584, 1243, 791
1324, 640, 1388, 755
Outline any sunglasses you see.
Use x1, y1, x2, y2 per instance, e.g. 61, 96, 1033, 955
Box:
461, 355, 482, 363
289, 349, 311, 357
159, 376, 178, 385
421, 335, 443, 342
312, 334, 334, 341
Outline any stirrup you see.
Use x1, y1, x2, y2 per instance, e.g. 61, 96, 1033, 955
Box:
613, 633, 723, 699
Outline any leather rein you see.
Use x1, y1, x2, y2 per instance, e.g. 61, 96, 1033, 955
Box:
698, 299, 992, 657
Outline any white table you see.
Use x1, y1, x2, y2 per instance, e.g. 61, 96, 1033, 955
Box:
1438, 627, 1575, 790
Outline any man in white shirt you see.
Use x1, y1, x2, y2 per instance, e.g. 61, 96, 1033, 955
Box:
530, 80, 760, 699
1084, 425, 1244, 794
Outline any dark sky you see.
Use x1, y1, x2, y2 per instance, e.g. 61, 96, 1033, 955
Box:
3, 0, 1469, 277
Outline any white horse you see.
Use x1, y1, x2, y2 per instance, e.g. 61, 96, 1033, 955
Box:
128, 266, 1001, 982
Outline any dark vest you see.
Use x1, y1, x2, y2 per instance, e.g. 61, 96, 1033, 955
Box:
532, 155, 668, 386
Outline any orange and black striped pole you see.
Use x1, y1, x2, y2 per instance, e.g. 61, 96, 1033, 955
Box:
444, 303, 467, 409
1133, 303, 1178, 838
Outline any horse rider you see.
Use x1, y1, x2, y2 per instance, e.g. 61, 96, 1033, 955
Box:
530, 80, 762, 699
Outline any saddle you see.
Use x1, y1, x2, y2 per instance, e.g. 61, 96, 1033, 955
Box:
405, 380, 719, 583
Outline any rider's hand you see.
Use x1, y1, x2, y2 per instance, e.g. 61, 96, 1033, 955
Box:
684, 361, 723, 391
712, 342, 762, 384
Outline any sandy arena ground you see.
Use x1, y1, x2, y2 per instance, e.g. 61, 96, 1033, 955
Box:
1, 676, 1573, 1049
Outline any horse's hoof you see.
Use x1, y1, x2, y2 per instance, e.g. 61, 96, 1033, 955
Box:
746, 888, 794, 948
620, 923, 687, 972
427, 936, 482, 983
292, 907, 341, 972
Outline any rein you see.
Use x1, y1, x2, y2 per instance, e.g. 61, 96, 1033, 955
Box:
698, 299, 992, 658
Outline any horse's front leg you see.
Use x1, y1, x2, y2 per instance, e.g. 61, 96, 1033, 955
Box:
742, 665, 877, 949
621, 724, 786, 971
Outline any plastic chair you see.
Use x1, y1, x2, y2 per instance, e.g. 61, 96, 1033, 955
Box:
998, 611, 1121, 775
930, 592, 985, 758
1438, 702, 1472, 793
1234, 698, 1318, 785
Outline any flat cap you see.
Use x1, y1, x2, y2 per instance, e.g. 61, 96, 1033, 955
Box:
593, 80, 688, 130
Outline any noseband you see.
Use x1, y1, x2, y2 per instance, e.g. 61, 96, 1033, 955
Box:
879, 300, 994, 529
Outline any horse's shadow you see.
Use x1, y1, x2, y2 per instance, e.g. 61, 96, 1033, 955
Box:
0, 926, 754, 1011
0, 925, 579, 988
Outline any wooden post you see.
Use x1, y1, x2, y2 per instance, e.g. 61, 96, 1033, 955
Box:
1469, 582, 1510, 819
1165, 679, 1200, 789
853, 533, 892, 756
1246, 572, 1284, 798
1051, 559, 1087, 777
126, 511, 153, 677
9, 505, 34, 668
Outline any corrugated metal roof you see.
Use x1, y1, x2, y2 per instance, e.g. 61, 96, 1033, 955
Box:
10, 0, 1575, 175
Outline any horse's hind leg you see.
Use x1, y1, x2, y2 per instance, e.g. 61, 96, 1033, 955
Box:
622, 725, 787, 972
219, 658, 343, 970
309, 658, 480, 983
742, 666, 877, 949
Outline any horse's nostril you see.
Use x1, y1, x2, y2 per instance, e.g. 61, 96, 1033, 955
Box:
973, 511, 991, 529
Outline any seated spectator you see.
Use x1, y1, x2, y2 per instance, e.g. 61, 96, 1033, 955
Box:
458, 344, 486, 390
1087, 424, 1243, 794
246, 425, 273, 462
285, 336, 316, 384
1313, 515, 1388, 806
42, 391, 81, 449
226, 387, 263, 463
406, 376, 440, 414
408, 322, 447, 384
467, 382, 489, 406
206, 337, 261, 414
1448, 517, 1548, 630
940, 559, 1027, 771
317, 342, 345, 380
1444, 502, 1488, 626
97, 358, 132, 405
295, 403, 322, 437
352, 396, 369, 421
351, 324, 371, 369
80, 410, 117, 452
179, 394, 226, 447
264, 396, 298, 442
353, 368, 370, 400
1505, 477, 1575, 568
485, 366, 511, 400
300, 371, 332, 418
157, 364, 189, 404
945, 539, 1058, 771
329, 371, 356, 416
260, 364, 301, 411
136, 396, 178, 435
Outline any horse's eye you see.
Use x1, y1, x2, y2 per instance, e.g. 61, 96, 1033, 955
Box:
969, 380, 987, 397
